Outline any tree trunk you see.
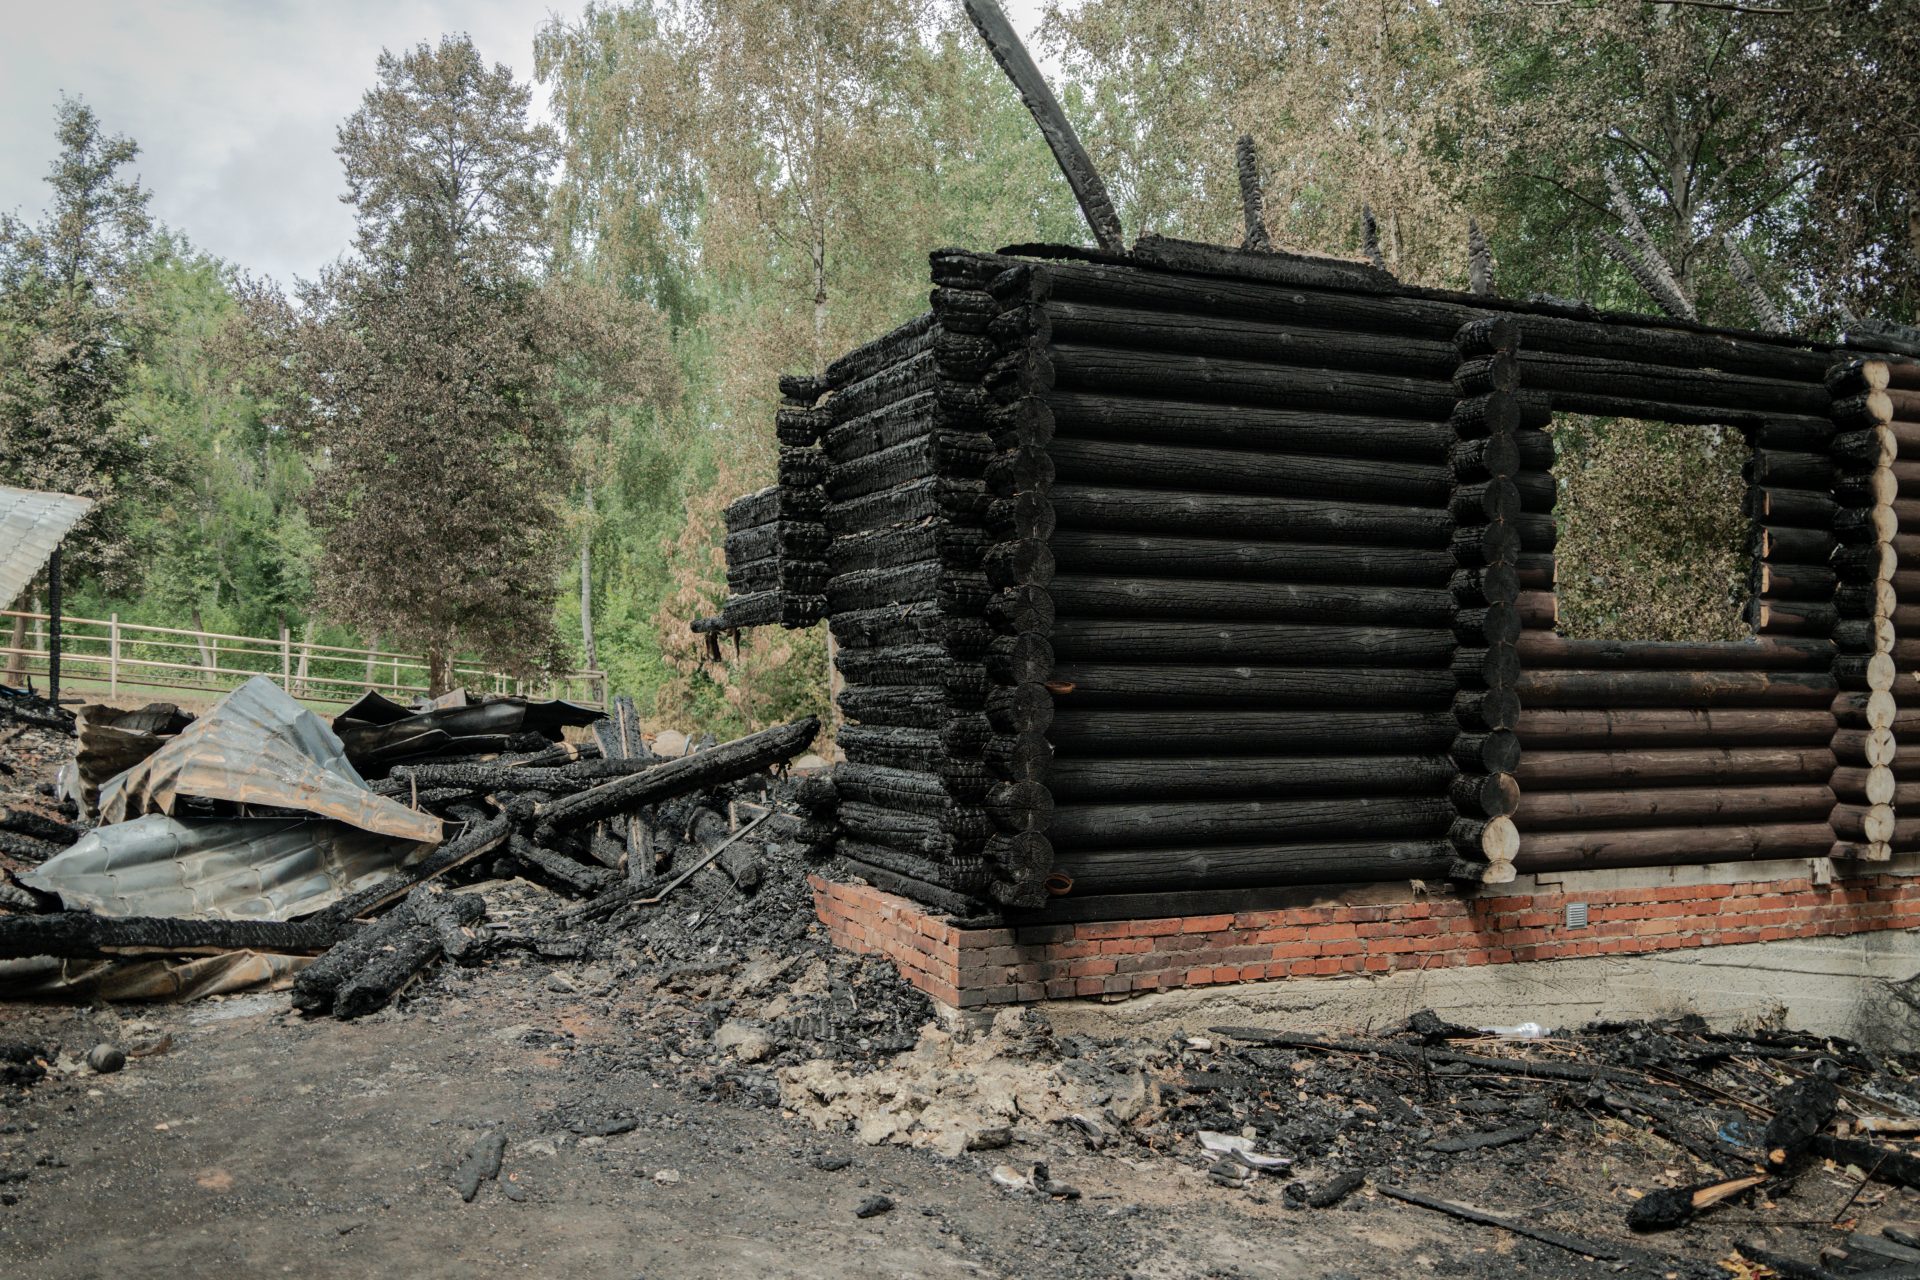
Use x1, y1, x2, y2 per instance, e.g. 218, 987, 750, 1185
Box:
427, 643, 454, 698
190, 604, 214, 673
579, 486, 598, 674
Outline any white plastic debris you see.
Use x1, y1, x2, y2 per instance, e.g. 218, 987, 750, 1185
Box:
1479, 1022, 1549, 1039
1196, 1130, 1291, 1169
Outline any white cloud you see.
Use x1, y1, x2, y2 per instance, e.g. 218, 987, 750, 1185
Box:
0, 0, 1064, 284
0, 0, 559, 284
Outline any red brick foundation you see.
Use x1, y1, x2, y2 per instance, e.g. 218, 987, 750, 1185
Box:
808, 872, 1920, 1009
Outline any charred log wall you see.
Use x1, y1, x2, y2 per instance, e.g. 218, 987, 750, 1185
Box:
725, 237, 1866, 916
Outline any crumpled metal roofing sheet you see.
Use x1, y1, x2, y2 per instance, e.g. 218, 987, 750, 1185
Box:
20, 814, 425, 920
98, 675, 442, 844
0, 485, 94, 608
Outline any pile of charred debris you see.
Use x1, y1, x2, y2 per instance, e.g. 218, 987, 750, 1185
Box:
0, 676, 829, 1015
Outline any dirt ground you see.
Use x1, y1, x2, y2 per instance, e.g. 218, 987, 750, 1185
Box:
3, 949, 1914, 1280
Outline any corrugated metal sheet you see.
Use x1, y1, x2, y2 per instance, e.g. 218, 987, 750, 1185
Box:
0, 485, 94, 607
21, 815, 425, 920
98, 676, 443, 844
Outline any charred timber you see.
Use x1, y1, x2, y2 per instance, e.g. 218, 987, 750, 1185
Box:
1050, 483, 1454, 546
536, 718, 819, 830
1045, 390, 1454, 462
1049, 618, 1453, 667
1049, 839, 1454, 895
1514, 634, 1830, 671
1047, 575, 1453, 626
1047, 708, 1457, 755
1045, 663, 1456, 708
1047, 530, 1453, 588
1046, 754, 1454, 802
1048, 796, 1453, 849
0, 912, 354, 962
1045, 438, 1451, 506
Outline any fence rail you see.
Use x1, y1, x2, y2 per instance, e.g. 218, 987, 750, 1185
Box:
1, 610, 605, 709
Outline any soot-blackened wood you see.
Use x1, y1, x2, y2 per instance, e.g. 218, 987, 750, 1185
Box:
1049, 618, 1453, 667
832, 763, 950, 815
984, 732, 1054, 780
988, 585, 1055, 632
1515, 784, 1837, 831
1047, 754, 1454, 802
1050, 484, 1452, 546
0, 913, 353, 963
988, 491, 1057, 541
1049, 796, 1453, 849
983, 539, 1054, 588
1048, 343, 1457, 419
1032, 258, 1831, 382
1452, 731, 1522, 773
1750, 487, 1838, 528
1518, 354, 1829, 416
1515, 669, 1839, 709
986, 682, 1054, 733
1048, 708, 1457, 755
1517, 708, 1837, 748
1049, 576, 1453, 627
507, 835, 620, 897
294, 906, 420, 1013
1045, 300, 1457, 379
1454, 645, 1522, 689
986, 633, 1055, 683
837, 686, 946, 729
1515, 746, 1837, 790
1046, 663, 1456, 708
333, 893, 487, 1019
325, 812, 512, 922
833, 644, 949, 688
987, 780, 1053, 834
1047, 530, 1452, 588
821, 391, 936, 462
839, 725, 942, 771
1514, 823, 1834, 872
838, 801, 955, 858
1050, 839, 1454, 894
1514, 633, 1832, 671
1045, 390, 1453, 462
1454, 688, 1521, 732
1046, 438, 1452, 505
537, 718, 819, 830
1451, 771, 1521, 817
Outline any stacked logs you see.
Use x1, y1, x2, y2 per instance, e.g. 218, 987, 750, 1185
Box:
1447, 316, 1526, 884
1886, 358, 1920, 854
1020, 251, 1464, 898
718, 376, 831, 631
1827, 358, 1902, 859
980, 263, 1060, 907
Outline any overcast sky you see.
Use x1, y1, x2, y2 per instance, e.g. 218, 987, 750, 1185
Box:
0, 0, 1052, 286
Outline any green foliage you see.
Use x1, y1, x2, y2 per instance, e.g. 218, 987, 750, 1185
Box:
0, 97, 160, 591
1550, 417, 1750, 643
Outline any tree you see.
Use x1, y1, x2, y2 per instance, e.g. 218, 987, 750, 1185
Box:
0, 97, 159, 589
247, 35, 668, 694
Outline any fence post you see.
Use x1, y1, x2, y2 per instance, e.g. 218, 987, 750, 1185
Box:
109, 613, 119, 698
208, 636, 218, 683
392, 655, 400, 695
280, 624, 291, 689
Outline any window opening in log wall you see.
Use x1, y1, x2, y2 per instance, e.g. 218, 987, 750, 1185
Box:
1547, 415, 1752, 642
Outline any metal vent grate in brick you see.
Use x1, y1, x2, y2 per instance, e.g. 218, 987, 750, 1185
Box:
1565, 902, 1589, 929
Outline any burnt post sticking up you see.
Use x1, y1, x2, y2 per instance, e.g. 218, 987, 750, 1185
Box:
1361, 204, 1388, 272
1235, 134, 1272, 252
961, 0, 1125, 253
1468, 218, 1495, 297
1598, 167, 1696, 321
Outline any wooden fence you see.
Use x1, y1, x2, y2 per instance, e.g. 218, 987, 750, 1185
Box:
0, 610, 606, 709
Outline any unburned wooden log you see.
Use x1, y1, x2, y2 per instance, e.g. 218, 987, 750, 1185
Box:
1515, 669, 1838, 709
1514, 823, 1834, 872
1516, 784, 1836, 831
1515, 747, 1835, 790
1518, 708, 1836, 749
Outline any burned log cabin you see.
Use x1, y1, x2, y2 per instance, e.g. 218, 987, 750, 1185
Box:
705, 233, 1920, 921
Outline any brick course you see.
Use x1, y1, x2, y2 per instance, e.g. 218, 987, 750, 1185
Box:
807, 872, 1920, 1010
